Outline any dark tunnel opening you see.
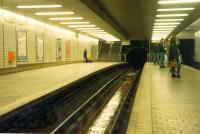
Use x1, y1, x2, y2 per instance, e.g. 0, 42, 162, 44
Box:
127, 48, 147, 70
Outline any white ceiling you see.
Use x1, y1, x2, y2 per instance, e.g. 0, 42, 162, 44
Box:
1, 0, 126, 40
177, 17, 200, 39
1, 0, 200, 40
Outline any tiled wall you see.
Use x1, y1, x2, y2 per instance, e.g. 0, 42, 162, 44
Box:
194, 33, 200, 62
27, 29, 36, 64
0, 10, 98, 69
0, 23, 3, 68
4, 23, 16, 68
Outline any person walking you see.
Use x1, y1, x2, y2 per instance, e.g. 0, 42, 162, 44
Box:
152, 42, 159, 64
168, 36, 181, 78
158, 38, 166, 68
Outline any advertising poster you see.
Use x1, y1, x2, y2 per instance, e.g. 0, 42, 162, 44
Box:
36, 34, 44, 61
66, 40, 71, 60
56, 38, 62, 60
17, 30, 27, 62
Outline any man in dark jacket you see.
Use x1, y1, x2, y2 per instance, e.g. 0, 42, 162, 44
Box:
168, 36, 181, 78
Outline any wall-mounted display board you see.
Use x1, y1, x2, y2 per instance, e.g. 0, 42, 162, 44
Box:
66, 40, 71, 60
17, 30, 27, 62
36, 33, 44, 61
56, 38, 62, 60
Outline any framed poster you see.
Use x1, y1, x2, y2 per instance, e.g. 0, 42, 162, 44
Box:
66, 40, 71, 60
36, 33, 44, 61
56, 38, 62, 60
17, 30, 27, 62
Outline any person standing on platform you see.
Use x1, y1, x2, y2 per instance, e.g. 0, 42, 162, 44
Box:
152, 42, 159, 65
158, 38, 166, 68
168, 36, 181, 78
83, 49, 88, 63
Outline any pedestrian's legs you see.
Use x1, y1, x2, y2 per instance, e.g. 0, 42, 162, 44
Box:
159, 52, 165, 67
171, 67, 176, 77
176, 61, 181, 77
153, 52, 156, 64
156, 53, 159, 64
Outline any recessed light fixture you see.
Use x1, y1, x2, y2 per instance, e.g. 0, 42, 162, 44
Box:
156, 14, 188, 17
49, 17, 83, 20
153, 28, 174, 30
60, 22, 90, 24
153, 31, 172, 33
159, 0, 200, 4
81, 30, 104, 32
35, 12, 74, 15
154, 22, 180, 25
154, 26, 177, 28
85, 31, 108, 34
155, 19, 184, 22
17, 5, 62, 8
76, 28, 101, 30
157, 8, 195, 11
68, 25, 95, 28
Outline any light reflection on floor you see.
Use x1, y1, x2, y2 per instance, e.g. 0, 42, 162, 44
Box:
86, 89, 122, 134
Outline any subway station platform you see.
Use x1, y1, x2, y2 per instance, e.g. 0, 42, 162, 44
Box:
0, 62, 121, 117
127, 63, 200, 134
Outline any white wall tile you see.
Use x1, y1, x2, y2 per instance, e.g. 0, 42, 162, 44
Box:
0, 23, 3, 68
27, 30, 36, 64
3, 23, 16, 68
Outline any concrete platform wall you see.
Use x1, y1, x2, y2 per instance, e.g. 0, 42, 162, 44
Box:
0, 10, 98, 69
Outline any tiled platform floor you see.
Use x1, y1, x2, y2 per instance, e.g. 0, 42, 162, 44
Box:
0, 62, 121, 116
127, 62, 200, 134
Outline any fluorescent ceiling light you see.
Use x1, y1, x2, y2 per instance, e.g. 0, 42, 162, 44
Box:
17, 5, 62, 8
154, 22, 180, 25
86, 31, 108, 34
49, 17, 83, 20
156, 14, 188, 17
157, 8, 195, 11
81, 30, 104, 32
159, 0, 200, 4
76, 28, 100, 30
153, 28, 174, 30
60, 22, 90, 24
155, 19, 184, 22
68, 25, 95, 28
154, 26, 177, 28
35, 12, 74, 15
153, 31, 171, 33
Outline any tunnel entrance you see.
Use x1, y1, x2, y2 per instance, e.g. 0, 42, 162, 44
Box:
127, 48, 147, 69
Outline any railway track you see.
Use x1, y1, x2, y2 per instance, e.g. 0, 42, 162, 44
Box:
51, 69, 141, 134
0, 64, 129, 133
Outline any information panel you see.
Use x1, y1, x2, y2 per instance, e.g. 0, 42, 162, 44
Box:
36, 34, 44, 61
17, 30, 27, 62
56, 38, 62, 60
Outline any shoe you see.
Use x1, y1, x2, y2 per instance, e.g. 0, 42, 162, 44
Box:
172, 74, 176, 78
176, 74, 181, 78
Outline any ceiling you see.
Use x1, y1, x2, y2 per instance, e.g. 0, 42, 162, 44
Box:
1, 0, 126, 40
177, 17, 200, 39
1, 0, 200, 41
